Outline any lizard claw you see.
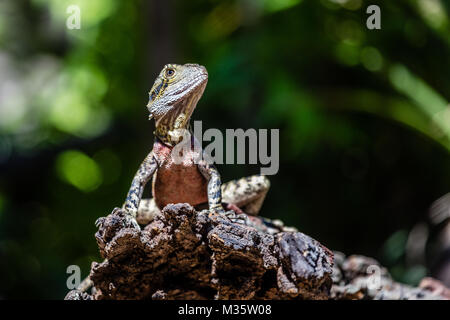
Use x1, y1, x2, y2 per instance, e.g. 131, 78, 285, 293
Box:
208, 205, 225, 220
129, 217, 141, 230
95, 217, 105, 228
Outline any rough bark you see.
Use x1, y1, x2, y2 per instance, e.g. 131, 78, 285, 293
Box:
65, 203, 449, 300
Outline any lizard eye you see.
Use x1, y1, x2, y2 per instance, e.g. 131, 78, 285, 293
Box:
165, 68, 175, 78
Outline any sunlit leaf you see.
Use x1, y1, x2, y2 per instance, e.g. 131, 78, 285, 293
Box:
56, 150, 102, 192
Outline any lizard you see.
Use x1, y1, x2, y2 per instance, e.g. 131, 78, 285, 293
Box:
121, 63, 270, 227
78, 63, 271, 293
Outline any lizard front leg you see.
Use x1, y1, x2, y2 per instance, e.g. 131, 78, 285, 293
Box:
123, 151, 158, 228
197, 157, 224, 213
197, 152, 248, 224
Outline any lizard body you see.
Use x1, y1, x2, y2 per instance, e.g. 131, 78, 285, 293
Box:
151, 139, 208, 209
122, 63, 269, 225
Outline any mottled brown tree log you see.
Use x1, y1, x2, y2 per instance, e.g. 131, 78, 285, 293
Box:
65, 203, 449, 300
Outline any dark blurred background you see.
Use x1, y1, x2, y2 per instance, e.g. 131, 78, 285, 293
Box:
0, 0, 449, 299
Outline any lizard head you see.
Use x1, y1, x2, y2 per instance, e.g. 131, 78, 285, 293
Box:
147, 63, 208, 145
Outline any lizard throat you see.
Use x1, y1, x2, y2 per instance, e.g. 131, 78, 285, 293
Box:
154, 89, 202, 146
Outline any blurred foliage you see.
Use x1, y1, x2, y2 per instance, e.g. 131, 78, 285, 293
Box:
0, 0, 449, 298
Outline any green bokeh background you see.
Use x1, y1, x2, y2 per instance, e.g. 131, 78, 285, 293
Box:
0, 0, 449, 299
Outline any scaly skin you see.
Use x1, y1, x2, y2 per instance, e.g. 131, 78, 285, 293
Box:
121, 63, 270, 226
123, 64, 223, 224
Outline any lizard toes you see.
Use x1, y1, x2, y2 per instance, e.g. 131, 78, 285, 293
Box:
95, 217, 105, 228
124, 214, 141, 231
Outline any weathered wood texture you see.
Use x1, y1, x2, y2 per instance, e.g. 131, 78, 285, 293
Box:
65, 204, 449, 300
